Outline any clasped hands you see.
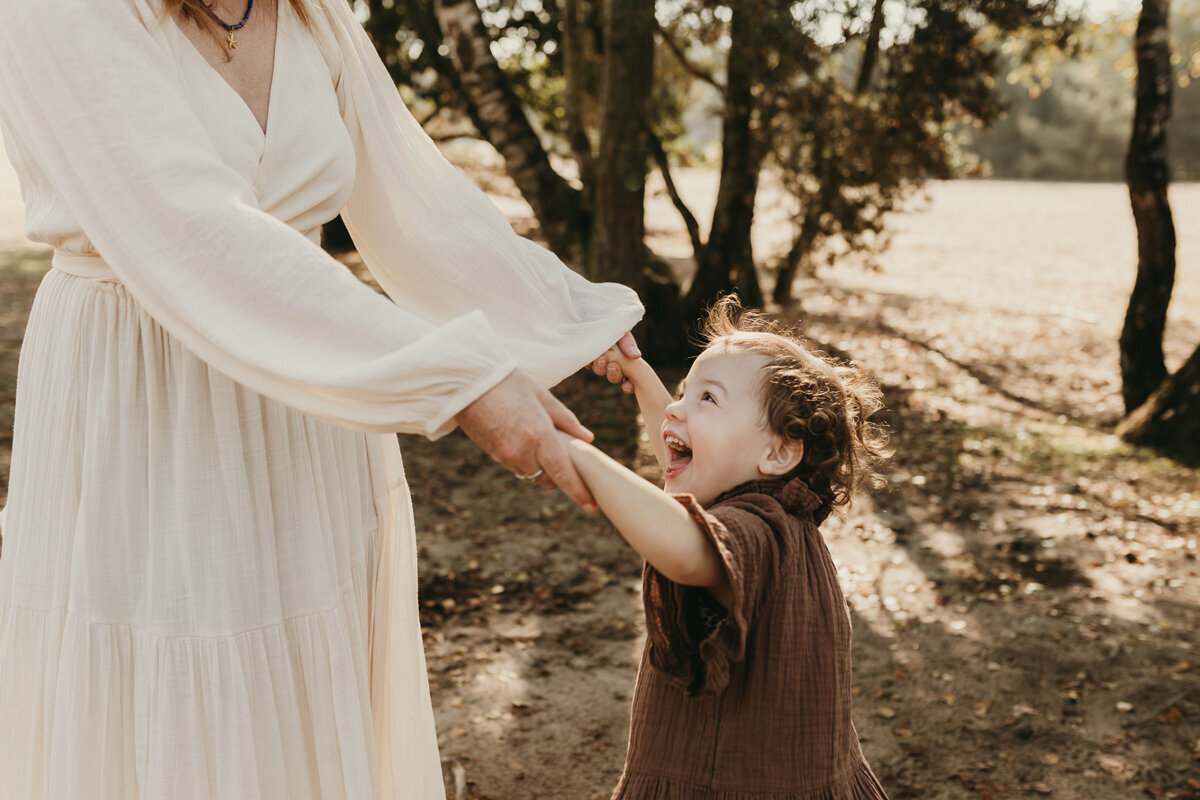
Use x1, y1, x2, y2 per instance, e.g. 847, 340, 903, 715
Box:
453, 332, 640, 512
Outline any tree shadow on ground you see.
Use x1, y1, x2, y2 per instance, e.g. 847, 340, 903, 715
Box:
410, 362, 1199, 799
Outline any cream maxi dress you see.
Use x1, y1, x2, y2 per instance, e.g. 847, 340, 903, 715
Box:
0, 0, 643, 798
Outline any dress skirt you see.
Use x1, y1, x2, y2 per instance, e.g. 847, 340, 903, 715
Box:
0, 266, 443, 799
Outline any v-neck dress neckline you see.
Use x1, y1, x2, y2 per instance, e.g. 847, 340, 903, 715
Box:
172, 4, 283, 138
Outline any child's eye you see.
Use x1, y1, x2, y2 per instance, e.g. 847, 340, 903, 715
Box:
702, 391, 717, 404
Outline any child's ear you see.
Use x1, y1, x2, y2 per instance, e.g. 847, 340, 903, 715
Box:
759, 436, 804, 477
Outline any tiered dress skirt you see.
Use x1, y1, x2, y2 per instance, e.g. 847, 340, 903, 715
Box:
0, 264, 439, 799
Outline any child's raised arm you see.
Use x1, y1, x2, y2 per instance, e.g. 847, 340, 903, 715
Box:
556, 431, 732, 607
598, 349, 674, 471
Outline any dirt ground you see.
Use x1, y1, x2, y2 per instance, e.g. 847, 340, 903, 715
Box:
0, 173, 1198, 800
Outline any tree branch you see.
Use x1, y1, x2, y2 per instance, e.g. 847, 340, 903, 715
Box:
655, 22, 725, 93
648, 132, 704, 264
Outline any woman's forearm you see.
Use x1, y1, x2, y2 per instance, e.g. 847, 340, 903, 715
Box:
558, 432, 728, 593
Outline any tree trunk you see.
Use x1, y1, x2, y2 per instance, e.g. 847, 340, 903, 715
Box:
590, 0, 653, 288
1117, 342, 1200, 465
434, 0, 589, 260
772, 203, 821, 305
856, 0, 887, 95
773, 126, 831, 305
687, 3, 764, 310
563, 0, 595, 199
1120, 0, 1176, 412
775, 0, 885, 305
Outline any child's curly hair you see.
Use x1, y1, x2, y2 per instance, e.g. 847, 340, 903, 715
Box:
700, 296, 891, 511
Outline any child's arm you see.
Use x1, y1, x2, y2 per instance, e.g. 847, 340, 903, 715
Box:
557, 431, 732, 606
599, 348, 674, 471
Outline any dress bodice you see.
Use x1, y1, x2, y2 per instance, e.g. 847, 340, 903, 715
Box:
0, 0, 642, 438
5, 4, 355, 252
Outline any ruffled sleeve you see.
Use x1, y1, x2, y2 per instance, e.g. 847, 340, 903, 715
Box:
313, 0, 643, 434
643, 492, 786, 695
0, 0, 639, 438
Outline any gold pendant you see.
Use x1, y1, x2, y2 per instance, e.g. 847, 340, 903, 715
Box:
226, 31, 238, 50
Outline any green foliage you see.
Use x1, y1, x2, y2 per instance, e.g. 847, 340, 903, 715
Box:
357, 0, 1088, 307
759, 0, 1074, 289
964, 0, 1200, 181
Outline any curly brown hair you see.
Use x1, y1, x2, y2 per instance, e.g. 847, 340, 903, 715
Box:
700, 296, 891, 512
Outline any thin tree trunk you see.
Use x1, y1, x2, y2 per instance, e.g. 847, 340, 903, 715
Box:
591, 0, 653, 287
856, 0, 887, 95
434, 0, 588, 260
563, 0, 595, 198
1120, 0, 1176, 412
772, 202, 821, 304
775, 0, 885, 304
650, 134, 703, 265
1117, 342, 1200, 464
687, 3, 764, 309
773, 126, 831, 305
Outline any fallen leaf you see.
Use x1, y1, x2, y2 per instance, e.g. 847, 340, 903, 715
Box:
1096, 754, 1124, 775
1157, 706, 1182, 724
448, 727, 468, 740
877, 707, 896, 719
1041, 753, 1059, 765
1115, 701, 1134, 713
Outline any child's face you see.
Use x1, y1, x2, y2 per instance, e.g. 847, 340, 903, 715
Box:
661, 345, 790, 506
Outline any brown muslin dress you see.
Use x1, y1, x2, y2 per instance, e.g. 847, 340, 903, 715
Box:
612, 477, 889, 799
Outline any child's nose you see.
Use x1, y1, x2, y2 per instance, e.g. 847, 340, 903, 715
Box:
665, 399, 684, 421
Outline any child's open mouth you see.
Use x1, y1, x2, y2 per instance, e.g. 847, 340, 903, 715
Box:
664, 433, 692, 478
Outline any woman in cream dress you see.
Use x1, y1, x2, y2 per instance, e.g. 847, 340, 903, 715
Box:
0, 0, 643, 797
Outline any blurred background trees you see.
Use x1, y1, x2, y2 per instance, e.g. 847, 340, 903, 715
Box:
348, 0, 1083, 358
337, 0, 1199, 461
966, 0, 1200, 182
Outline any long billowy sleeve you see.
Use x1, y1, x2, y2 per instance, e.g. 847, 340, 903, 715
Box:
0, 0, 635, 437
317, 0, 643, 427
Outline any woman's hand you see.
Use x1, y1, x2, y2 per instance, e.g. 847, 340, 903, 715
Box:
454, 371, 598, 511
589, 331, 641, 393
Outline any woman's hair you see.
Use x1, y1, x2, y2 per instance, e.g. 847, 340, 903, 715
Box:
167, 0, 311, 36
700, 295, 892, 511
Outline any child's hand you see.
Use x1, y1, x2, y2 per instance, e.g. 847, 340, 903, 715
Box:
589, 332, 641, 394
589, 334, 673, 471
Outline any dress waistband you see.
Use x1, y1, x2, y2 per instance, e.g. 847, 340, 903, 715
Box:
52, 251, 119, 282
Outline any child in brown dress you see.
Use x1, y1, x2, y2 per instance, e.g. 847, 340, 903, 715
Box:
559, 297, 892, 799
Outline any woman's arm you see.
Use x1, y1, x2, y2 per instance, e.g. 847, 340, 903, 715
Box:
558, 432, 732, 605
316, 0, 643, 407
0, 0, 526, 438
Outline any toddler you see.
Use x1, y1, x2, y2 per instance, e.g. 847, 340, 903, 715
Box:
560, 297, 892, 798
